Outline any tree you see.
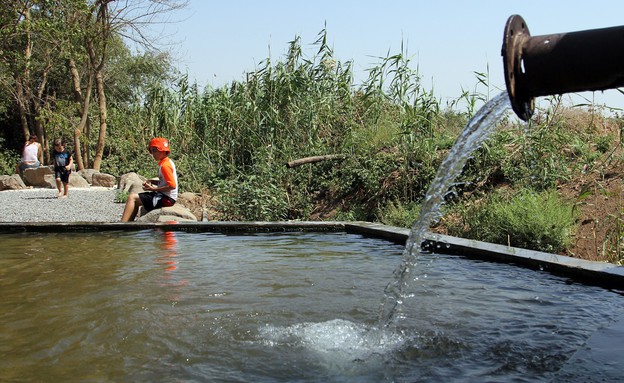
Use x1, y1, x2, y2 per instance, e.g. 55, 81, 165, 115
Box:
0, 0, 187, 169
0, 1, 72, 162
80, 0, 188, 171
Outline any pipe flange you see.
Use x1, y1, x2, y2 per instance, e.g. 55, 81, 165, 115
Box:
502, 15, 533, 121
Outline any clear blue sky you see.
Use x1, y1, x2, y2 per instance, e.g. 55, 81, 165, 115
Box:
159, 0, 624, 111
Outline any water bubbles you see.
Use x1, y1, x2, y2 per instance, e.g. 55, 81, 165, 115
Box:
258, 319, 406, 361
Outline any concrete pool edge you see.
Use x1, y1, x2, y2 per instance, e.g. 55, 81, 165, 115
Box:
0, 220, 622, 288
344, 221, 624, 290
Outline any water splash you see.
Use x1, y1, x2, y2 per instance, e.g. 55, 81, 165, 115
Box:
379, 92, 511, 327
259, 319, 405, 361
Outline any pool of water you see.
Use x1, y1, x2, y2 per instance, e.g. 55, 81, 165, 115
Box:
0, 230, 621, 382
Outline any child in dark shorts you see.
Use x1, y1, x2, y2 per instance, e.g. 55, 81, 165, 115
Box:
52, 138, 73, 198
138, 189, 176, 211
121, 137, 178, 222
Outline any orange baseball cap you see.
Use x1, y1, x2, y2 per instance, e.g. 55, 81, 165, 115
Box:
148, 137, 171, 153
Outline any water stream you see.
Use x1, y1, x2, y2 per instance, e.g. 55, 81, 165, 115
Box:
380, 92, 511, 326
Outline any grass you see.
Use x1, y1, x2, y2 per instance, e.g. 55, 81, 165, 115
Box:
448, 189, 577, 254
114, 190, 129, 203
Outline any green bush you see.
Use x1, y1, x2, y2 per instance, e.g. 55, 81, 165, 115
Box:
452, 189, 577, 253
377, 200, 421, 228
595, 134, 612, 154
114, 190, 129, 203
334, 205, 369, 221
0, 138, 19, 175
214, 173, 288, 221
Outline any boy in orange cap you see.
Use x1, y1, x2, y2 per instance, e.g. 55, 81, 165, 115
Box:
121, 137, 178, 222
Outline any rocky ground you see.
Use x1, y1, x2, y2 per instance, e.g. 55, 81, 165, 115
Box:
0, 187, 124, 222
0, 186, 211, 223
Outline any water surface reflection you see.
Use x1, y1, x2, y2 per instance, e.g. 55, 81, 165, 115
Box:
0, 231, 621, 382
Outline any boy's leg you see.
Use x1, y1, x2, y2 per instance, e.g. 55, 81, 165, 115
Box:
62, 182, 69, 197
121, 193, 143, 222
55, 177, 63, 197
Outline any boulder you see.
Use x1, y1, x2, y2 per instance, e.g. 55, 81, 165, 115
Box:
43, 174, 57, 188
155, 215, 193, 223
176, 191, 204, 220
68, 173, 90, 188
22, 166, 54, 188
77, 169, 97, 184
92, 172, 116, 188
177, 191, 199, 205
136, 204, 198, 223
0, 174, 27, 190
118, 172, 146, 194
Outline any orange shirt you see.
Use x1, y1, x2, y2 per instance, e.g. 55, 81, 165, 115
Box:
158, 157, 178, 200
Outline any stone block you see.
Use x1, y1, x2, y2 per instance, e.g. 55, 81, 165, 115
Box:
43, 174, 57, 188
68, 173, 90, 188
22, 166, 54, 188
118, 172, 146, 194
77, 169, 97, 184
92, 172, 116, 188
136, 204, 198, 222
0, 174, 27, 190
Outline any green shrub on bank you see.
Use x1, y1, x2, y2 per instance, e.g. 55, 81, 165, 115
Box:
378, 200, 421, 228
213, 168, 289, 221
0, 138, 18, 175
450, 189, 577, 253
114, 190, 129, 203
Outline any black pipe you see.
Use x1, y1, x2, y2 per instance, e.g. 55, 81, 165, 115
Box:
502, 15, 624, 121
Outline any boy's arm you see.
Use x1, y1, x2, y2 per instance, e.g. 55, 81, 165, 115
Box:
63, 152, 73, 170
144, 161, 176, 192
143, 182, 173, 193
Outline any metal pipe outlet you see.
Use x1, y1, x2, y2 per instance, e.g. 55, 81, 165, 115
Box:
502, 14, 624, 121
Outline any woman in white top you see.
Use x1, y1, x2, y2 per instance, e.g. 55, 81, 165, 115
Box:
16, 134, 43, 174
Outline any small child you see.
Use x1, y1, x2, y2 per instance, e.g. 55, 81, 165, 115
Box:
52, 138, 73, 198
121, 137, 178, 222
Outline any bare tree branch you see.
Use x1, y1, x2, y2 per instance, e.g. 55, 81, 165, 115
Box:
106, 0, 189, 51
286, 154, 347, 168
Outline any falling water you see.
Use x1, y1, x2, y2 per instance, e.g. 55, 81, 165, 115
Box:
380, 92, 511, 327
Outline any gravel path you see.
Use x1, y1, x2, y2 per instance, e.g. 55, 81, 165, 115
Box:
1, 187, 124, 222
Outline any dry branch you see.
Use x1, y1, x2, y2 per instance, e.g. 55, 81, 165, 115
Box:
286, 154, 347, 168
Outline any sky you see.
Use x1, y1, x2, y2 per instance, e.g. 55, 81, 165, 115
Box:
156, 0, 624, 112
